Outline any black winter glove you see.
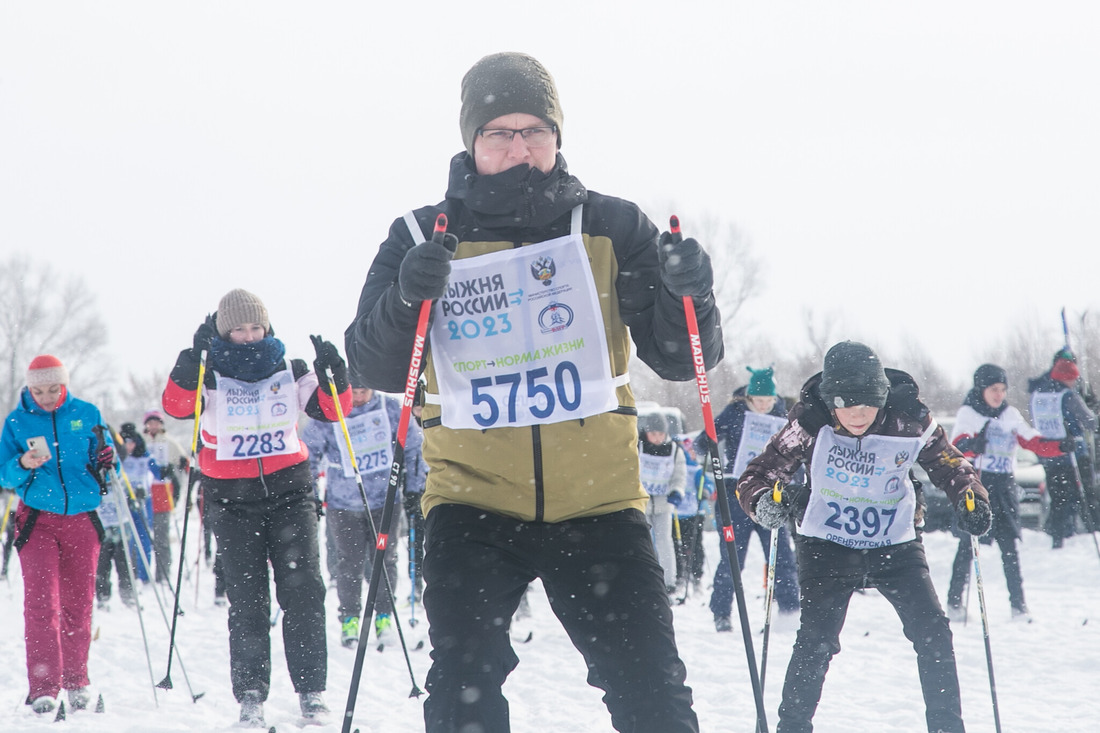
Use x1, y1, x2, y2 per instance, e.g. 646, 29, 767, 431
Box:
889, 383, 928, 421
753, 491, 791, 530
398, 233, 458, 303
310, 335, 349, 395
1059, 436, 1077, 454
666, 490, 683, 507
193, 313, 218, 353
956, 495, 992, 536
956, 434, 987, 456
657, 232, 713, 298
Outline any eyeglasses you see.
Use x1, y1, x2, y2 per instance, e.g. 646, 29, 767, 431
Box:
476, 125, 557, 150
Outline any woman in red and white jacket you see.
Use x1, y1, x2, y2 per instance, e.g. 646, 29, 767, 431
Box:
947, 363, 1068, 621
163, 289, 350, 729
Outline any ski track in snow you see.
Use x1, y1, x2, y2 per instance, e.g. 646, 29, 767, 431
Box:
1, 524, 1098, 731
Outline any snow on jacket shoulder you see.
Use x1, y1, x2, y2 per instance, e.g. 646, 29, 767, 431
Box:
0, 389, 106, 515
344, 152, 723, 523
737, 369, 987, 525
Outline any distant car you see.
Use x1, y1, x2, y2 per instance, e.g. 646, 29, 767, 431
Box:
1014, 449, 1047, 530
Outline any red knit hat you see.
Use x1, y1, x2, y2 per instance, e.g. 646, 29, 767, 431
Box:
26, 354, 70, 387
1051, 358, 1080, 383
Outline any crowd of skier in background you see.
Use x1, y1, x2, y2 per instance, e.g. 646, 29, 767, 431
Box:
3, 49, 1100, 733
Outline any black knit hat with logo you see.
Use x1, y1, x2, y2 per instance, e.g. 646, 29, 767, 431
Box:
459, 52, 564, 156
819, 341, 890, 410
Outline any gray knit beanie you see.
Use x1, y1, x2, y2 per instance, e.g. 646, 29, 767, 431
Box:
459, 52, 563, 156
215, 289, 270, 338
819, 341, 890, 410
638, 412, 669, 435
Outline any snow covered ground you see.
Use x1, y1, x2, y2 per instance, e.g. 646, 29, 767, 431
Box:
2, 518, 1098, 732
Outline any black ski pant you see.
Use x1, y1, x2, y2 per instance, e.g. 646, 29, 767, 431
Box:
421, 504, 699, 733
673, 514, 705, 582
947, 472, 1025, 612
206, 466, 327, 703
95, 530, 135, 603
153, 511, 172, 583
1045, 461, 1081, 541
328, 507, 398, 619
778, 536, 964, 733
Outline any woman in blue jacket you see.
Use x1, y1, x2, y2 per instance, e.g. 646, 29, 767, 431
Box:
0, 355, 114, 715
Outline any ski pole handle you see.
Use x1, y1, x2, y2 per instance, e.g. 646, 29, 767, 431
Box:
190, 350, 207, 456
772, 481, 783, 504
395, 213, 448, 448
965, 487, 976, 513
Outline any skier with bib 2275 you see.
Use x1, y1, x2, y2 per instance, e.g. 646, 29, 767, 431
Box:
738, 341, 990, 733
345, 52, 721, 733
301, 378, 422, 648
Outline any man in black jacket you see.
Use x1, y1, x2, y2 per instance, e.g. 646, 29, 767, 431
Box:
346, 53, 722, 733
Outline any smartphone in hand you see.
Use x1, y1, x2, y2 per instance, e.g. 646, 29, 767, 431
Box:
27, 436, 52, 462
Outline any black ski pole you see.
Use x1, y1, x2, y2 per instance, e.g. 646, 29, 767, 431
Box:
104, 428, 204, 702
316, 346, 422, 697
158, 347, 207, 691
965, 489, 1003, 733
671, 215, 769, 732
341, 213, 450, 733
759, 481, 782, 692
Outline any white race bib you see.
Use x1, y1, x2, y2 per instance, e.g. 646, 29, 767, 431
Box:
428, 222, 617, 430
214, 366, 301, 461
149, 441, 170, 468
639, 449, 677, 496
730, 412, 788, 481
334, 406, 392, 478
1030, 391, 1067, 439
975, 421, 1016, 474
801, 427, 924, 548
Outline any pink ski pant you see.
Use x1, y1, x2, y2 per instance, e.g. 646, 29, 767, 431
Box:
16, 506, 101, 700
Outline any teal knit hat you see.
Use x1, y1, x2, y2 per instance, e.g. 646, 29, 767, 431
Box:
746, 366, 777, 397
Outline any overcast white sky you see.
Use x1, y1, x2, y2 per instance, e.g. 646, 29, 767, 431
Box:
3, 1, 1099, 392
